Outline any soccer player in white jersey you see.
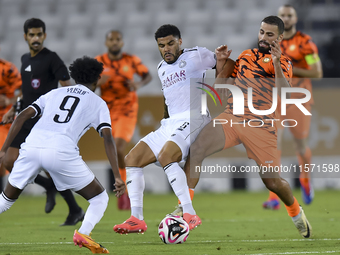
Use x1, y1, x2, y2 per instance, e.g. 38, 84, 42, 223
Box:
113, 24, 221, 234
0, 56, 125, 254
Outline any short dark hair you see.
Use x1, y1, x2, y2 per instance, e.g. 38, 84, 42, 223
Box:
24, 18, 46, 34
262, 16, 284, 35
155, 24, 181, 41
69, 56, 104, 85
105, 30, 123, 39
282, 4, 295, 9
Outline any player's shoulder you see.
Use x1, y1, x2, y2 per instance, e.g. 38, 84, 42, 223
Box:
238, 49, 255, 59
296, 31, 312, 42
157, 59, 165, 70
0, 58, 12, 67
41, 47, 63, 60
280, 53, 292, 63
183, 46, 199, 53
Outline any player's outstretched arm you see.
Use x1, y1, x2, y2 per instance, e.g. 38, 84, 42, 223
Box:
101, 128, 126, 197
293, 58, 323, 79
0, 107, 36, 154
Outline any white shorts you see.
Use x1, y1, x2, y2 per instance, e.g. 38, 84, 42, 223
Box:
140, 115, 211, 161
9, 144, 95, 192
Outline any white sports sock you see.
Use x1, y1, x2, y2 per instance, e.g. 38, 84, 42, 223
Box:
292, 208, 302, 221
164, 163, 196, 215
78, 190, 109, 235
126, 167, 144, 220
0, 192, 16, 214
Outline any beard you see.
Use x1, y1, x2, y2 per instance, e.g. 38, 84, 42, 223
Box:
109, 49, 121, 56
162, 48, 180, 64
284, 24, 293, 32
258, 41, 271, 54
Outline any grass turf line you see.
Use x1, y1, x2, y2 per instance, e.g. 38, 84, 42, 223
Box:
0, 190, 339, 254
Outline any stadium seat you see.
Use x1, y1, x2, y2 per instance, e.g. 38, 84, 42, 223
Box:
73, 38, 104, 59
84, 0, 111, 14
24, 0, 52, 16
0, 0, 25, 17
53, 0, 81, 15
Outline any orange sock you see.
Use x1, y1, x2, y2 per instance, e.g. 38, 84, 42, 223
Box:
119, 168, 126, 184
268, 191, 280, 200
178, 188, 195, 205
284, 197, 300, 217
297, 147, 312, 180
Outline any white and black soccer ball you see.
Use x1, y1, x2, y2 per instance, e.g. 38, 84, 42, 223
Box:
158, 215, 189, 244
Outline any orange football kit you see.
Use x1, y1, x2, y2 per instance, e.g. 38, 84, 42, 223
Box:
96, 53, 149, 142
0, 59, 21, 148
216, 48, 292, 168
280, 31, 319, 139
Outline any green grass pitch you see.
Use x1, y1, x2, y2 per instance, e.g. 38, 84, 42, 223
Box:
1, 190, 340, 255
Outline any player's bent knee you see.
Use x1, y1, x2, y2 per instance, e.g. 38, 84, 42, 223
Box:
125, 152, 140, 167
91, 190, 109, 206
158, 150, 181, 168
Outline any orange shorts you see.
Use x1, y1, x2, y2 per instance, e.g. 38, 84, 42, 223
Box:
109, 103, 138, 142
216, 112, 280, 167
281, 103, 312, 139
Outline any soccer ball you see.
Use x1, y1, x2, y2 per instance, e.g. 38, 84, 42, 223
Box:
158, 215, 189, 244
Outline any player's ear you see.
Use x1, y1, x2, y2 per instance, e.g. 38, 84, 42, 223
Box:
277, 33, 284, 43
24, 33, 27, 41
178, 38, 182, 46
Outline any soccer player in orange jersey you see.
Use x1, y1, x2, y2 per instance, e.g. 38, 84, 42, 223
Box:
184, 16, 312, 238
95, 31, 152, 210
0, 53, 22, 185
263, 5, 323, 209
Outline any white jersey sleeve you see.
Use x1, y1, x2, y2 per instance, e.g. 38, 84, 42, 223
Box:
92, 100, 111, 137
197, 47, 216, 70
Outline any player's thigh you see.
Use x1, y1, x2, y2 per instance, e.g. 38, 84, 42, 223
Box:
125, 141, 157, 168
240, 129, 280, 179
8, 146, 42, 190
41, 148, 95, 192
286, 103, 312, 139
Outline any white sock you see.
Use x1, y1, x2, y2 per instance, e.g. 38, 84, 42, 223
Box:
0, 192, 16, 214
164, 162, 196, 215
126, 167, 144, 220
78, 190, 109, 235
292, 208, 302, 221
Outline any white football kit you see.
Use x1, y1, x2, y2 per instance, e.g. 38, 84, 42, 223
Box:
9, 85, 111, 191
141, 46, 216, 160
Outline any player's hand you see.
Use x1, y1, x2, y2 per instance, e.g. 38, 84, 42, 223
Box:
0, 95, 10, 108
2, 107, 15, 124
270, 40, 281, 64
215, 45, 232, 62
113, 177, 126, 198
126, 80, 142, 91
